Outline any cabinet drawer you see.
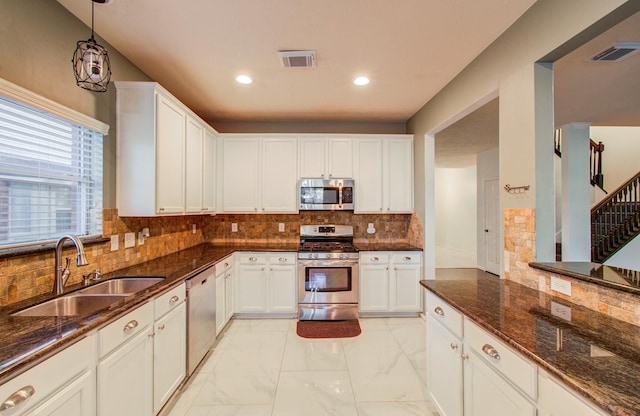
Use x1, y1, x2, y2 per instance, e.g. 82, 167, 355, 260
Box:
464, 319, 537, 399
237, 253, 267, 265
425, 291, 463, 338
0, 335, 95, 416
268, 253, 296, 265
359, 252, 390, 264
154, 283, 186, 319
391, 252, 421, 264
99, 301, 153, 358
216, 256, 233, 273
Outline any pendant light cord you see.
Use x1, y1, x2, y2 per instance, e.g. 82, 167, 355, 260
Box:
90, 0, 95, 40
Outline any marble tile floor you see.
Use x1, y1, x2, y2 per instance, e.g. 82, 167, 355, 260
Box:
165, 317, 439, 416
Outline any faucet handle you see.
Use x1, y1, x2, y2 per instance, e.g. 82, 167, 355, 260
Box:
83, 269, 101, 284
64, 257, 70, 269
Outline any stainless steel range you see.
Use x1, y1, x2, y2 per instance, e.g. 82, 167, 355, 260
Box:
298, 225, 359, 321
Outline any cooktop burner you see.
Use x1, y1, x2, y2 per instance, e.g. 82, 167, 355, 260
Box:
298, 242, 358, 253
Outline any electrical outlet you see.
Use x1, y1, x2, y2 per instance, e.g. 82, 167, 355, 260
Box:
550, 301, 571, 321
138, 231, 145, 245
550, 276, 572, 296
231, 223, 238, 232
192, 224, 197, 234
110, 235, 119, 251
124, 232, 135, 248
279, 223, 285, 232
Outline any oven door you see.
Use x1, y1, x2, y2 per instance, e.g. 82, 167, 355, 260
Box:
298, 260, 359, 304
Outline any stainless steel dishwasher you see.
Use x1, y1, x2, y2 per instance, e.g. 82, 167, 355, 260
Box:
186, 265, 217, 376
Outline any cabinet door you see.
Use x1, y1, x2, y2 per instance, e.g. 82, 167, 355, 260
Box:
463, 350, 536, 416
538, 372, 606, 416
386, 138, 413, 213
215, 273, 226, 336
97, 327, 153, 416
202, 129, 216, 213
299, 137, 326, 178
185, 116, 204, 213
389, 264, 421, 312
236, 265, 267, 313
426, 315, 463, 416
327, 138, 353, 178
268, 265, 297, 313
354, 138, 384, 213
225, 268, 234, 322
155, 93, 186, 214
359, 264, 389, 312
153, 302, 186, 414
27, 370, 95, 416
261, 138, 298, 213
222, 137, 260, 212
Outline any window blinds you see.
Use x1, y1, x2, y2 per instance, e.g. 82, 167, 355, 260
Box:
0, 96, 103, 248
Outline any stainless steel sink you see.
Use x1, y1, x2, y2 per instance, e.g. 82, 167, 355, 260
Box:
77, 277, 165, 295
12, 294, 128, 317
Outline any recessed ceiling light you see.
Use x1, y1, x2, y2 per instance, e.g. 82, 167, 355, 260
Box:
235, 74, 253, 84
353, 76, 370, 86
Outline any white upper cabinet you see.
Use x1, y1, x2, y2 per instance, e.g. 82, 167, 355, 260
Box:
202, 129, 217, 213
299, 137, 353, 179
219, 135, 298, 213
354, 135, 413, 213
115, 82, 218, 216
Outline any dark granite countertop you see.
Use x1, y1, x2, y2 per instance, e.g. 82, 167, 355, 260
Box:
530, 261, 640, 295
421, 276, 640, 416
354, 242, 423, 251
0, 242, 299, 384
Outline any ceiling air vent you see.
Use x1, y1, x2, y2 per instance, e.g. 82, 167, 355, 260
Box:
278, 50, 316, 68
590, 42, 640, 62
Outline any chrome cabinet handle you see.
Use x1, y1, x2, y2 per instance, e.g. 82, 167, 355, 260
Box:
482, 344, 501, 361
224, 262, 229, 268
249, 257, 257, 262
158, 324, 165, 331
450, 343, 458, 350
434, 306, 444, 316
0, 386, 35, 412
403, 256, 411, 261
371, 257, 379, 261
169, 295, 179, 304
124, 320, 139, 333
279, 257, 287, 262
159, 208, 165, 212
461, 353, 469, 360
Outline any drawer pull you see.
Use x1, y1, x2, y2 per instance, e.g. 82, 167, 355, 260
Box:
434, 306, 444, 316
169, 295, 180, 304
158, 324, 165, 331
450, 343, 458, 350
124, 320, 139, 333
403, 256, 411, 261
249, 257, 257, 262
279, 257, 288, 262
482, 344, 501, 361
224, 262, 229, 268
1, 385, 35, 412
461, 353, 469, 360
371, 257, 379, 261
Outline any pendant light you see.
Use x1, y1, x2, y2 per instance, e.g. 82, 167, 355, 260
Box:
72, 0, 111, 92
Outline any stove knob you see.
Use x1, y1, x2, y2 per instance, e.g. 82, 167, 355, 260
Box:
312, 253, 319, 259
339, 253, 345, 259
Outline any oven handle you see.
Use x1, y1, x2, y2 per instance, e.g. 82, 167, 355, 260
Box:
298, 260, 359, 266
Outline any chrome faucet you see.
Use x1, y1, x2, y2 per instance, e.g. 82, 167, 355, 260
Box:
53, 235, 89, 296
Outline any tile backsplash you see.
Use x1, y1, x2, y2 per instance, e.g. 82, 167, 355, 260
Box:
0, 209, 423, 306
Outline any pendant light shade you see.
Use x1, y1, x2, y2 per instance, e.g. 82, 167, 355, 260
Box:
72, 0, 111, 92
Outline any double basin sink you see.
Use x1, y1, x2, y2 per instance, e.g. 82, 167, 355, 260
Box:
12, 277, 165, 317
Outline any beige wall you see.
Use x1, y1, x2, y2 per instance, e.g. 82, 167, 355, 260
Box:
0, 0, 152, 208
213, 120, 405, 134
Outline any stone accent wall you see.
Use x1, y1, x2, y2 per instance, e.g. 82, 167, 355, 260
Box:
504, 208, 640, 326
0, 209, 423, 307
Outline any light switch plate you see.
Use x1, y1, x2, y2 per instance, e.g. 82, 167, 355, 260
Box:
124, 232, 135, 248
138, 232, 144, 246
110, 235, 119, 251
232, 223, 238, 232
550, 276, 572, 296
279, 223, 285, 232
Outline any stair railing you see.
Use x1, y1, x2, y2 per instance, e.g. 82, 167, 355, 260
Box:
591, 170, 640, 262
590, 139, 605, 191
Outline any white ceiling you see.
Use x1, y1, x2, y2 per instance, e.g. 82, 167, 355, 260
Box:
57, 0, 537, 123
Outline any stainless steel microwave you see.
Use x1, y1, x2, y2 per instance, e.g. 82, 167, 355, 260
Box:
299, 178, 354, 211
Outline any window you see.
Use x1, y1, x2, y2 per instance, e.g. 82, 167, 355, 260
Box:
0, 94, 104, 248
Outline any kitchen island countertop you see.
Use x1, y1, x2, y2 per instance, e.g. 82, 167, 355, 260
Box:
421, 276, 640, 416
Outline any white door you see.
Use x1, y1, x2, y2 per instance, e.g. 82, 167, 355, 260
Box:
484, 179, 500, 275
222, 137, 260, 212
185, 116, 204, 213
299, 138, 326, 178
201, 129, 216, 212
327, 138, 353, 178
28, 370, 95, 416
390, 264, 421, 312
359, 264, 389, 312
236, 265, 267, 313
268, 265, 297, 313
153, 302, 186, 414
261, 138, 298, 212
354, 138, 383, 213
215, 273, 226, 335
155, 93, 185, 214
426, 315, 463, 416
225, 268, 234, 322
387, 138, 414, 213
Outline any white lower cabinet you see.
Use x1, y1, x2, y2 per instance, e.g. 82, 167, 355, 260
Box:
538, 370, 607, 416
215, 256, 234, 335
235, 252, 297, 315
426, 291, 536, 416
359, 251, 422, 314
152, 284, 186, 414
0, 335, 96, 416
